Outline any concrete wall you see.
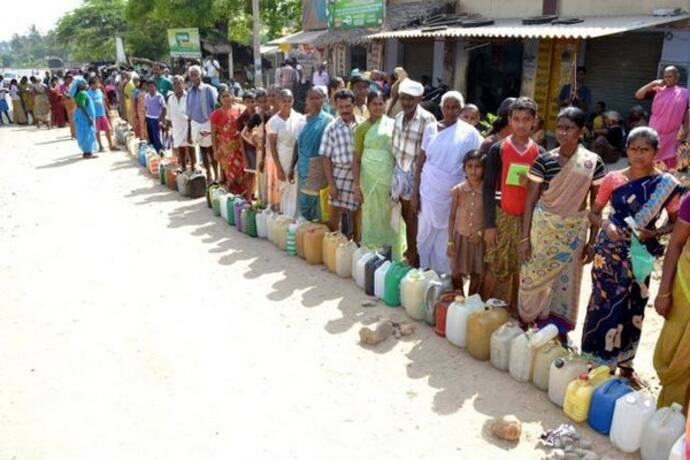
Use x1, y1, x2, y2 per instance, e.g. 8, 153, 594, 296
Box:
458, 0, 541, 18
560, 0, 689, 16
457, 0, 690, 17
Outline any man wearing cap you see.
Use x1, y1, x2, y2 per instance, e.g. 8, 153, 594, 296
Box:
350, 74, 370, 119
390, 79, 436, 267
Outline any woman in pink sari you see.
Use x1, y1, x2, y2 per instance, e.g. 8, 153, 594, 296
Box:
635, 66, 689, 169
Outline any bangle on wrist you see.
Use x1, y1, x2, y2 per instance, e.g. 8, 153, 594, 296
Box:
447, 241, 455, 247
520, 237, 530, 243
658, 292, 671, 299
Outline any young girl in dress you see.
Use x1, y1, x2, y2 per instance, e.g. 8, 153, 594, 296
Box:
447, 150, 485, 295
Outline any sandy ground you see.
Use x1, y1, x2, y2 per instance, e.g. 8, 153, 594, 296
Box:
0, 124, 663, 460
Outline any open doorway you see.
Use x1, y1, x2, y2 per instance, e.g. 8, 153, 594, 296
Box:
466, 40, 524, 114
350, 45, 367, 73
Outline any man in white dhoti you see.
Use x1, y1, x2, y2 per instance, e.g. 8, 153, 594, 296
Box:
166, 76, 193, 170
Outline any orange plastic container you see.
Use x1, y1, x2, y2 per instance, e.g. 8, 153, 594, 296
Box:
467, 305, 510, 361
304, 226, 327, 265
433, 290, 463, 337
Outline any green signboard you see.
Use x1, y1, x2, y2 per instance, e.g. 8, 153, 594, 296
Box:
328, 0, 384, 30
167, 28, 201, 58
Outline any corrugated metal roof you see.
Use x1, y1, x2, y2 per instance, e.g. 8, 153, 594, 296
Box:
267, 29, 328, 46
367, 14, 690, 40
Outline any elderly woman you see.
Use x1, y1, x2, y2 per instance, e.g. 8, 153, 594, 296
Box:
293, 86, 334, 221
653, 193, 690, 413
352, 89, 399, 256
518, 107, 606, 339
267, 89, 305, 218
582, 127, 684, 386
635, 66, 689, 169
413, 91, 483, 273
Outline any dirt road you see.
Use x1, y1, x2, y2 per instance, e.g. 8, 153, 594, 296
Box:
1, 125, 660, 459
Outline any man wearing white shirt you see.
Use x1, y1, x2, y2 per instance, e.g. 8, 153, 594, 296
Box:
203, 56, 221, 87
167, 75, 193, 170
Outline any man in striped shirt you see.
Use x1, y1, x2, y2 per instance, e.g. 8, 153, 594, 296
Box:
391, 79, 436, 267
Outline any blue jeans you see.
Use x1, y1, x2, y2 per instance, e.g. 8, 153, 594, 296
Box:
145, 117, 163, 153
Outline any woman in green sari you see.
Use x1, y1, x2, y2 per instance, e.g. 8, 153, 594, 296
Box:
353, 90, 401, 258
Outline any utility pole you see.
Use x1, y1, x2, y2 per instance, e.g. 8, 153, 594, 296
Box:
252, 0, 262, 87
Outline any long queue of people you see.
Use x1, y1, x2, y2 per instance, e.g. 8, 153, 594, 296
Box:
57, 61, 690, 415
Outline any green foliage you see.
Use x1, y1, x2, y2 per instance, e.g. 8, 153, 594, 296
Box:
0, 25, 68, 68
55, 0, 127, 62
261, 0, 302, 40
479, 112, 497, 137
4, 0, 302, 66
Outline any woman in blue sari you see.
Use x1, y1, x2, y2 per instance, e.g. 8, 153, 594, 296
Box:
70, 78, 98, 158
291, 87, 333, 221
582, 127, 684, 387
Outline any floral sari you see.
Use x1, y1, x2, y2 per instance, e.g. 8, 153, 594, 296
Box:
519, 147, 599, 332
211, 106, 245, 194
582, 172, 683, 368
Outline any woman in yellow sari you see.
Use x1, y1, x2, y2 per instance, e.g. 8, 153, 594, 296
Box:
654, 193, 690, 414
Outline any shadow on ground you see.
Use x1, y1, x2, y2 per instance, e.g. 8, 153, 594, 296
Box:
115, 150, 623, 458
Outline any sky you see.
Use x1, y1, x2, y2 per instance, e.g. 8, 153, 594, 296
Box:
0, 0, 83, 41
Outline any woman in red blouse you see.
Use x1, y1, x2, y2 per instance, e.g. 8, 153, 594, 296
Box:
211, 88, 246, 194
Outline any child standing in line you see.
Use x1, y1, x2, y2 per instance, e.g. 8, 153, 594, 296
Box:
459, 104, 481, 129
447, 150, 485, 295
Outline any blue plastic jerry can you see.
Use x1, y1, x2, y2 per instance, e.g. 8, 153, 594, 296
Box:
588, 377, 633, 435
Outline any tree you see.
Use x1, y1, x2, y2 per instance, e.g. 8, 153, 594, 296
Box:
55, 0, 127, 62
0, 25, 67, 68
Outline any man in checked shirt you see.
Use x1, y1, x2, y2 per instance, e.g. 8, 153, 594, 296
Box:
391, 79, 437, 267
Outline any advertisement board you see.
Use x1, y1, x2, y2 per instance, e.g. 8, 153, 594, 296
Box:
168, 28, 202, 58
328, 0, 384, 30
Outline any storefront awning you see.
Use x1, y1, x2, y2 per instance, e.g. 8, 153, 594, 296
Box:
267, 29, 328, 46
367, 14, 690, 40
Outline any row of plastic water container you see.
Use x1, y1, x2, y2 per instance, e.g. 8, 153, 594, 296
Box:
124, 134, 210, 198
204, 186, 688, 460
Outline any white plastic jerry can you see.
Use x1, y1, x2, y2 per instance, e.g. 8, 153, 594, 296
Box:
335, 241, 358, 278
640, 402, 687, 460
445, 294, 484, 348
547, 355, 589, 407
401, 270, 439, 321
351, 246, 372, 282
490, 321, 523, 371
667, 433, 686, 460
508, 324, 559, 383
609, 391, 657, 453
531, 339, 568, 391
508, 331, 534, 383
374, 260, 392, 300
355, 252, 376, 289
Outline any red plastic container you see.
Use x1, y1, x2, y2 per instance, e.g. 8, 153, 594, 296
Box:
434, 290, 463, 337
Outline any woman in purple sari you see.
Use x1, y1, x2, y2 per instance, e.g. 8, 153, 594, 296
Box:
635, 66, 689, 169
582, 127, 684, 387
